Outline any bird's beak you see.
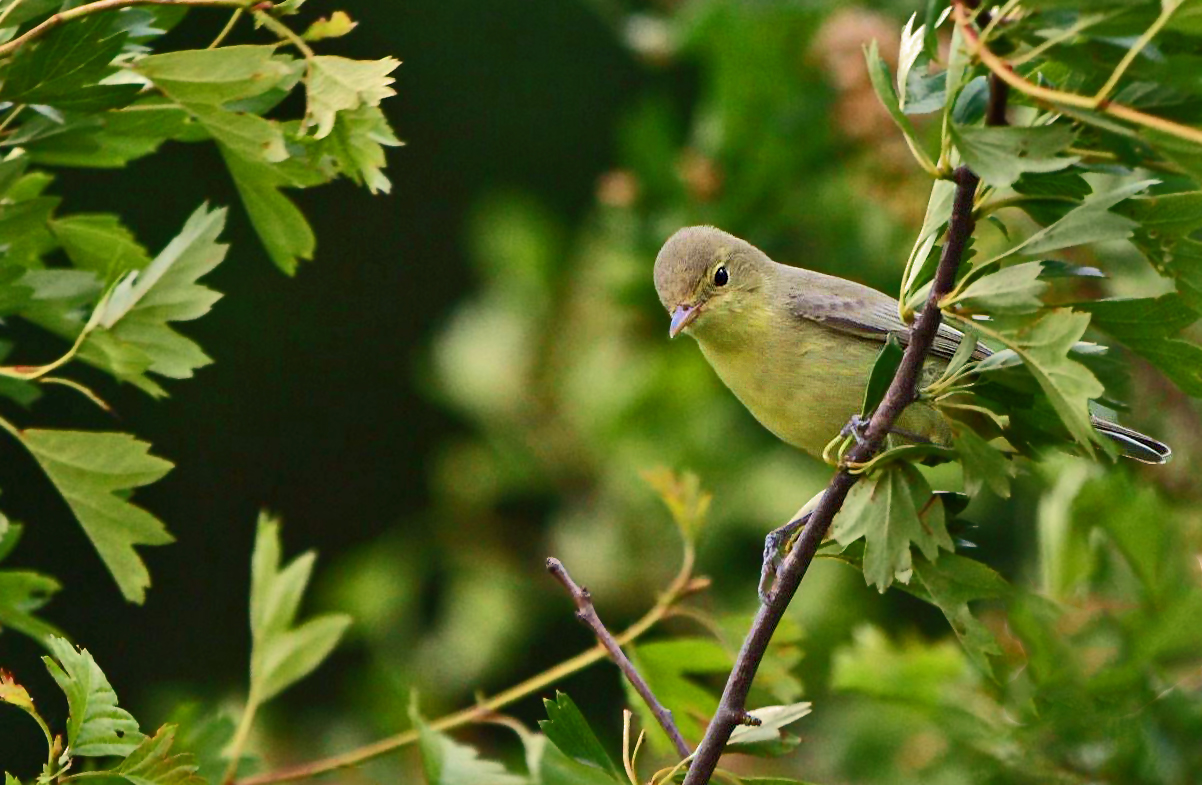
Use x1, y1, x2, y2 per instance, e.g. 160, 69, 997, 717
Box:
669, 303, 701, 338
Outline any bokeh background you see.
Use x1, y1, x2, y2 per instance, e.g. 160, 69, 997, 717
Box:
3, 0, 1201, 782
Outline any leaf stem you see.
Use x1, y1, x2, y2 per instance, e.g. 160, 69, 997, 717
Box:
1092, 1, 1180, 105
233, 544, 700, 785
951, 0, 1202, 147
253, 8, 313, 58
547, 557, 692, 759
0, 0, 256, 59
208, 7, 244, 48
222, 688, 263, 784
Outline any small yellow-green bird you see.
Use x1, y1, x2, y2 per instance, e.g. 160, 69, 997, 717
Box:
653, 226, 1170, 464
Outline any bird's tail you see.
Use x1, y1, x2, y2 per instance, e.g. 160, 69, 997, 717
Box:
1093, 417, 1172, 464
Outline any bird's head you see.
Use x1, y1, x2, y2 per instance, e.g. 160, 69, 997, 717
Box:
653, 226, 769, 340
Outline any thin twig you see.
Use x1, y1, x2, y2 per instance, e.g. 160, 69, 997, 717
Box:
208, 7, 244, 48
233, 546, 701, 785
1093, 1, 1179, 104
547, 557, 691, 759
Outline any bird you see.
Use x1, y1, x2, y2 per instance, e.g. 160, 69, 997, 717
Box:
652, 225, 1171, 466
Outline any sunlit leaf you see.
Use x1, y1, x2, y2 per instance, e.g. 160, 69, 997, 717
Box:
725, 702, 812, 757
303, 11, 358, 41
640, 467, 711, 542
304, 55, 399, 139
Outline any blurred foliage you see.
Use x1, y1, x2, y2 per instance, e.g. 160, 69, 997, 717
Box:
3, 1, 1202, 785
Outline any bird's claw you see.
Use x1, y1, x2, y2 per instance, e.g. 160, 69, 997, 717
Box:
758, 514, 812, 605
840, 414, 871, 446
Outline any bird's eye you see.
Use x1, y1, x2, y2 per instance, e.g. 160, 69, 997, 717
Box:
713, 265, 729, 287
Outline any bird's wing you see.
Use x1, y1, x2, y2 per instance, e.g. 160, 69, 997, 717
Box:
784, 267, 990, 362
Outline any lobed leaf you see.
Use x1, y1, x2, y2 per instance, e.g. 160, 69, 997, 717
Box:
248, 514, 351, 703
951, 125, 1078, 188
99, 725, 204, 785
412, 700, 528, 785
43, 637, 143, 757
20, 430, 173, 603
304, 55, 399, 139
538, 691, 620, 777
831, 463, 954, 592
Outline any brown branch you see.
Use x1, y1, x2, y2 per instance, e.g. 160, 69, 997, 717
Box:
680, 165, 980, 785
546, 557, 692, 760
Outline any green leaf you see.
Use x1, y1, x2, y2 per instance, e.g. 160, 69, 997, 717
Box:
249, 514, 350, 703
953, 261, 1049, 314
26, 99, 192, 169
951, 125, 1078, 188
983, 310, 1106, 450
221, 150, 315, 274
316, 106, 402, 194
0, 12, 139, 112
831, 463, 953, 592
43, 636, 143, 757
1079, 294, 1202, 396
510, 730, 621, 785
304, 56, 399, 139
832, 625, 969, 704
862, 334, 903, 416
98, 725, 204, 785
303, 11, 358, 41
863, 40, 936, 174
986, 181, 1152, 267
183, 103, 288, 163
20, 431, 173, 603
1143, 128, 1202, 185
411, 699, 528, 785
725, 702, 812, 757
538, 692, 620, 777
0, 520, 62, 642
1012, 169, 1092, 225
51, 214, 151, 276
134, 46, 293, 106
80, 203, 227, 392
1115, 191, 1202, 311
627, 637, 727, 750
912, 554, 1008, 676
640, 467, 712, 543
952, 426, 1014, 499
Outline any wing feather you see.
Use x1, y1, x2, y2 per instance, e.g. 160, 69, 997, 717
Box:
782, 265, 990, 361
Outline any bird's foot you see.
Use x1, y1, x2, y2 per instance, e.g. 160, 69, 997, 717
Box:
758, 513, 813, 605
840, 414, 871, 446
